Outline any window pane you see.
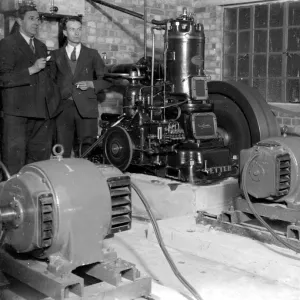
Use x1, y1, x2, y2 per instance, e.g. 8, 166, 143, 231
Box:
223, 55, 236, 77
238, 78, 250, 86
238, 31, 250, 53
267, 79, 282, 102
286, 79, 300, 102
255, 5, 268, 28
224, 8, 237, 30
238, 55, 249, 77
254, 30, 267, 53
253, 78, 266, 99
224, 32, 237, 54
239, 7, 251, 30
288, 28, 300, 51
268, 55, 282, 77
287, 53, 300, 77
269, 29, 283, 52
253, 55, 267, 77
270, 3, 284, 27
289, 1, 300, 26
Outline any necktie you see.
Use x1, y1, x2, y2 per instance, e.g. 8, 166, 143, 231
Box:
71, 47, 76, 61
29, 38, 35, 54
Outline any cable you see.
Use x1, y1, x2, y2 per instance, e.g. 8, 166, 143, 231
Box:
242, 153, 300, 253
131, 181, 204, 300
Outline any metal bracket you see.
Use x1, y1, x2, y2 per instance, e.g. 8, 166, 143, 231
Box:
85, 258, 140, 287
0, 249, 83, 300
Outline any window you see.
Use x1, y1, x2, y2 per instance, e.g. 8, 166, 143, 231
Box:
223, 2, 300, 103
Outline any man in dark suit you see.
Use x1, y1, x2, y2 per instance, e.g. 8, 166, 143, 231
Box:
0, 5, 60, 175
51, 16, 112, 158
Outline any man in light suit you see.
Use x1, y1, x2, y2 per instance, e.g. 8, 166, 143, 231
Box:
0, 5, 60, 174
51, 16, 112, 157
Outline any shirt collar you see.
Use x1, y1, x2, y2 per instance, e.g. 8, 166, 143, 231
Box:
19, 31, 33, 44
66, 43, 81, 58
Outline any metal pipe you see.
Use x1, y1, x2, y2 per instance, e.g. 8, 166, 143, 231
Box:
0, 161, 11, 180
91, 0, 167, 25
150, 27, 156, 121
162, 22, 169, 122
140, 127, 145, 162
144, 0, 147, 59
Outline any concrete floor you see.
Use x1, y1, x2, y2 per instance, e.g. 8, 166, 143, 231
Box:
2, 173, 300, 300
106, 219, 300, 300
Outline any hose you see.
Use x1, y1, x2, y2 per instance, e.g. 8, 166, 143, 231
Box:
131, 181, 204, 300
242, 154, 300, 253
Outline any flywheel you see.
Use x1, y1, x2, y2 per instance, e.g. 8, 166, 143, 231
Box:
208, 80, 281, 155
103, 126, 133, 171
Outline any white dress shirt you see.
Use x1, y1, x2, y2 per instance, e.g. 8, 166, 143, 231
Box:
65, 43, 82, 60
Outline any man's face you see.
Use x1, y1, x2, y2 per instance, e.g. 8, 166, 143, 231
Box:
63, 20, 82, 44
17, 10, 40, 37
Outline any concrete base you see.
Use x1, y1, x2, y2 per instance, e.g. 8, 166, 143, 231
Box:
130, 173, 240, 219
96, 164, 240, 219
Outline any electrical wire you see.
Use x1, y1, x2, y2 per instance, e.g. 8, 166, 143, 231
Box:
241, 153, 300, 253
131, 181, 204, 300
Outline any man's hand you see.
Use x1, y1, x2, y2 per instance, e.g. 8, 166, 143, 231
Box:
75, 81, 94, 91
28, 58, 47, 75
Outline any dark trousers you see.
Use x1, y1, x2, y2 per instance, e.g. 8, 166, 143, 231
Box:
1, 114, 54, 175
55, 100, 98, 158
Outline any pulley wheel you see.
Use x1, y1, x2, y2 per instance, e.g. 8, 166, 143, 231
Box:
104, 126, 133, 171
208, 81, 280, 155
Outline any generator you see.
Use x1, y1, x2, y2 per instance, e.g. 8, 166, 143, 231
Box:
86, 0, 280, 185
0, 155, 151, 299
198, 136, 300, 249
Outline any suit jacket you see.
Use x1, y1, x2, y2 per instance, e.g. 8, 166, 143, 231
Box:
0, 32, 60, 118
51, 45, 112, 118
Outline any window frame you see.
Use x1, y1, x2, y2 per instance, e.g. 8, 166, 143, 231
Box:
223, 1, 300, 103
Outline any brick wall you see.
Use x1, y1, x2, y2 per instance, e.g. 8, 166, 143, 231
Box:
83, 0, 192, 65
192, 5, 223, 81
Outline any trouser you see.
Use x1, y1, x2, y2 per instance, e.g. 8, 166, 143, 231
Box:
1, 113, 54, 175
55, 100, 98, 158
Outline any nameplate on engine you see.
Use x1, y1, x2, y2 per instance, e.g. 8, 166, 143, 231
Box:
190, 76, 208, 100
191, 112, 217, 139
205, 165, 232, 175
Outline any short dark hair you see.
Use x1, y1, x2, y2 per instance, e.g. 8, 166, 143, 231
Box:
62, 16, 82, 30
16, 5, 38, 20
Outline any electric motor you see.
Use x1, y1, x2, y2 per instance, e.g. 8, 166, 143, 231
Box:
0, 158, 132, 267
239, 137, 300, 201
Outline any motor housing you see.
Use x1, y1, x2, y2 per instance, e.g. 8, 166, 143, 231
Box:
239, 136, 300, 204
0, 158, 131, 268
